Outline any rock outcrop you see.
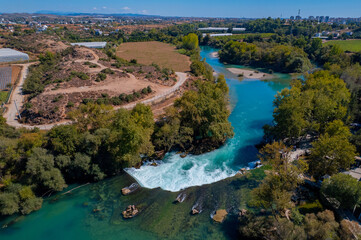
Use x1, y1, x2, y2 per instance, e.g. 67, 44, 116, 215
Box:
122, 205, 139, 219
121, 183, 140, 195
212, 209, 228, 223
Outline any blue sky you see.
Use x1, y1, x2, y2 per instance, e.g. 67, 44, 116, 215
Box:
2, 0, 361, 18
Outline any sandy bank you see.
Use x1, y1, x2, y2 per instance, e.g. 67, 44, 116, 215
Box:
211, 52, 219, 58
227, 68, 273, 80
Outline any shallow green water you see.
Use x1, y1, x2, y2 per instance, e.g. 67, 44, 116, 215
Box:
0, 47, 291, 240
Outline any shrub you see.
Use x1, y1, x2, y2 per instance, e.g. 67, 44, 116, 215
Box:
101, 68, 115, 74
70, 71, 89, 80
96, 73, 107, 82
147, 86, 152, 93
66, 101, 74, 108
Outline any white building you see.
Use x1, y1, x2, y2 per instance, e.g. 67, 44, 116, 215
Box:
70, 42, 107, 49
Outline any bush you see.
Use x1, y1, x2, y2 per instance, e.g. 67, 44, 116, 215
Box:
66, 101, 74, 108
134, 91, 141, 98
125, 94, 134, 102
147, 86, 152, 93
96, 73, 107, 82
142, 88, 149, 94
101, 68, 115, 74
70, 71, 89, 80
52, 95, 63, 103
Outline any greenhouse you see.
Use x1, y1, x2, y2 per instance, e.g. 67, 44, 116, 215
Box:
70, 42, 107, 49
0, 48, 29, 63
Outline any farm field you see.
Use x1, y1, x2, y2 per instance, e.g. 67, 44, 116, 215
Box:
116, 41, 191, 72
324, 39, 361, 52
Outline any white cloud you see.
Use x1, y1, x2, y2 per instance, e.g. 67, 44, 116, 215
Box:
122, 6, 131, 11
102, 6, 107, 9
140, 10, 148, 14
93, 7, 97, 10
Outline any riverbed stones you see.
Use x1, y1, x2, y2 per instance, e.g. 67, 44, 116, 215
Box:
192, 208, 199, 215
122, 188, 131, 195
212, 209, 228, 223
122, 205, 139, 219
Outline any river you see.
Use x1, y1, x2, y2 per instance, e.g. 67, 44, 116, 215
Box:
0, 47, 291, 240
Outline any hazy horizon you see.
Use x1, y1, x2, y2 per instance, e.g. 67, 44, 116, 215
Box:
1, 0, 361, 19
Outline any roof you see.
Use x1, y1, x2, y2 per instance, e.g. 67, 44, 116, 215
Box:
70, 42, 107, 49
0, 48, 29, 63
198, 27, 229, 31
344, 168, 361, 180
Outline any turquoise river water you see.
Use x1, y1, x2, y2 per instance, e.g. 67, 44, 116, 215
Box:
0, 47, 291, 240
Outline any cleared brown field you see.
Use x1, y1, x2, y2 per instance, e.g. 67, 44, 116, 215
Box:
116, 41, 191, 72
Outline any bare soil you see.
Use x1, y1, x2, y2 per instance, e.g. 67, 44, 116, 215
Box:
22, 46, 183, 124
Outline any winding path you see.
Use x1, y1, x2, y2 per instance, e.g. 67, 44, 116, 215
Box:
3, 61, 188, 130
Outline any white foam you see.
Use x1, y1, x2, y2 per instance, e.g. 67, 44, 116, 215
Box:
125, 151, 237, 192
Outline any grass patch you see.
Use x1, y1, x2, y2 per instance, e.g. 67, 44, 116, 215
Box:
324, 40, 361, 52
116, 41, 190, 72
0, 90, 10, 104
297, 199, 324, 214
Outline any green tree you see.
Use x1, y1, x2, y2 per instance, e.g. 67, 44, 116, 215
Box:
0, 192, 19, 215
108, 105, 155, 167
251, 142, 306, 214
321, 173, 361, 210
267, 71, 351, 141
153, 106, 193, 151
47, 125, 80, 155
68, 103, 114, 132
310, 120, 356, 178
182, 33, 199, 50
26, 148, 65, 191
174, 76, 233, 145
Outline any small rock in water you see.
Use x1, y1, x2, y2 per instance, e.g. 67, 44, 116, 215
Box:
122, 205, 139, 219
121, 183, 140, 195
212, 209, 228, 223
237, 168, 247, 175
122, 188, 131, 195
180, 153, 187, 158
192, 208, 200, 215
150, 162, 158, 166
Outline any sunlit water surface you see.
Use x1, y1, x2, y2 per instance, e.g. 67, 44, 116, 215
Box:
125, 46, 291, 191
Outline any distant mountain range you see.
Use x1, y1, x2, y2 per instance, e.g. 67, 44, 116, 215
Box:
34, 10, 160, 17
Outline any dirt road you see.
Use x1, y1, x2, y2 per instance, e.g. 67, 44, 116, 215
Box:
2, 62, 59, 130
3, 69, 188, 130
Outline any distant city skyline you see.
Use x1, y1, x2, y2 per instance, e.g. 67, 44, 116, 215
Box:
2, 0, 361, 18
